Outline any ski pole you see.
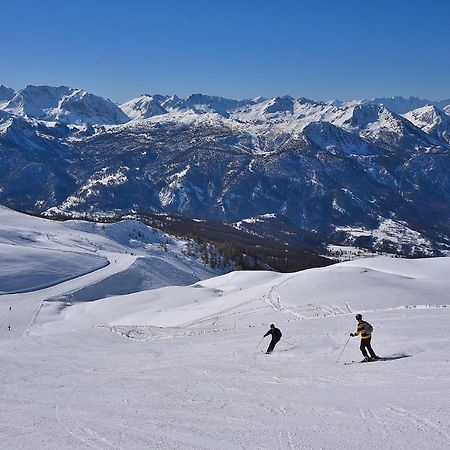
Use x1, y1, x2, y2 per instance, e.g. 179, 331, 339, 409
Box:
336, 335, 351, 363
281, 339, 295, 347
256, 337, 264, 349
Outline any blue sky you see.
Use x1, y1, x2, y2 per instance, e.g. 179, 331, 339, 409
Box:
1, 0, 449, 102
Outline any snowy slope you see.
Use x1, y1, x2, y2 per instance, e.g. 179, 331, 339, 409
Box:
3, 85, 72, 118
0, 84, 15, 108
0, 243, 108, 294
35, 256, 450, 334
53, 89, 130, 125
0, 205, 110, 293
0, 206, 221, 339
120, 94, 168, 119
404, 105, 450, 144
2, 85, 129, 125
370, 96, 450, 114
0, 206, 449, 448
1, 246, 449, 449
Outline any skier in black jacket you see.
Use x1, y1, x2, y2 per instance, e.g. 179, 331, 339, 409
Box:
263, 324, 282, 354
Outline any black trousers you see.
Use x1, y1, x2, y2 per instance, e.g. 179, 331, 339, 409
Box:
360, 337, 376, 358
267, 337, 280, 353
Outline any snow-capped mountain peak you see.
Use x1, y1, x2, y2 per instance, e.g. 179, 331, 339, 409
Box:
120, 95, 168, 120
182, 94, 251, 117
1, 84, 450, 258
370, 96, 450, 115
0, 85, 15, 105
4, 85, 73, 118
263, 96, 295, 114
54, 89, 129, 125
404, 105, 450, 143
343, 102, 383, 129
302, 121, 372, 155
2, 85, 129, 125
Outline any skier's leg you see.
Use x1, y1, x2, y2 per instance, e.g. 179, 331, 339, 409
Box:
366, 337, 377, 358
272, 338, 280, 351
267, 338, 276, 353
360, 339, 368, 358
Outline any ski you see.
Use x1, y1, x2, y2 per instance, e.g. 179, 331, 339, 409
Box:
344, 359, 382, 365
344, 354, 411, 365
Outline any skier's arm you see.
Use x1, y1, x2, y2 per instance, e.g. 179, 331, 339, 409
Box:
263, 330, 271, 337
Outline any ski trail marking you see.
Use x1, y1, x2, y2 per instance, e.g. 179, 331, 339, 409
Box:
386, 406, 450, 441
180, 295, 264, 328
264, 275, 308, 319
24, 299, 46, 337
54, 388, 101, 450
286, 431, 295, 450
54, 387, 124, 450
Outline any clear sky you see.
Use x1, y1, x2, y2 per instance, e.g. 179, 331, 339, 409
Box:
1, 0, 449, 103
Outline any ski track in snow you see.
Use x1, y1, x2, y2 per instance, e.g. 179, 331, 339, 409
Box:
385, 405, 450, 441
265, 275, 309, 320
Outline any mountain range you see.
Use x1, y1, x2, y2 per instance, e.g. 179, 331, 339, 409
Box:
1, 84, 449, 258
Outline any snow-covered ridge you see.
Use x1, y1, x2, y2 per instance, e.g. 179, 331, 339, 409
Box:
1, 83, 450, 258
1, 84, 449, 128
370, 95, 450, 114
120, 94, 168, 119
0, 85, 15, 108
403, 105, 450, 144
1, 85, 129, 125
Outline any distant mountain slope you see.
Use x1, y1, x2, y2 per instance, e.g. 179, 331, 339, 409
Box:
369, 96, 450, 114
120, 94, 168, 119
404, 105, 450, 144
2, 85, 129, 125
1, 84, 450, 257
0, 85, 15, 107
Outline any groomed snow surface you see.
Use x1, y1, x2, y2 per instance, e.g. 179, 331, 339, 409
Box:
1, 207, 449, 449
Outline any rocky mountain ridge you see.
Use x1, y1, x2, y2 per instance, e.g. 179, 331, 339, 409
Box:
1, 84, 449, 258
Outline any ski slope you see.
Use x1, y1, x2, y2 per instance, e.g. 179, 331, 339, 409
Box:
0, 251, 136, 339
1, 206, 449, 449
0, 206, 219, 340
3, 306, 449, 450
32, 256, 450, 334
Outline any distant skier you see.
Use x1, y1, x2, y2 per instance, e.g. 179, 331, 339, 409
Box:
350, 314, 379, 361
8, 325, 11, 332
9, 306, 12, 311
263, 324, 282, 354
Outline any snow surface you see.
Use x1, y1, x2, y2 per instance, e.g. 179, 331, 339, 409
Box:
1, 85, 129, 125
0, 206, 219, 338
1, 207, 450, 449
404, 105, 450, 143
120, 95, 168, 119
0, 243, 108, 294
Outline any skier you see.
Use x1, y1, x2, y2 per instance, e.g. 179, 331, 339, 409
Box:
263, 324, 282, 354
8, 325, 11, 332
350, 314, 379, 361
9, 306, 12, 311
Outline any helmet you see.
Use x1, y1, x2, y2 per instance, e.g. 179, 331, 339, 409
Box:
355, 314, 362, 320
270, 323, 275, 328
